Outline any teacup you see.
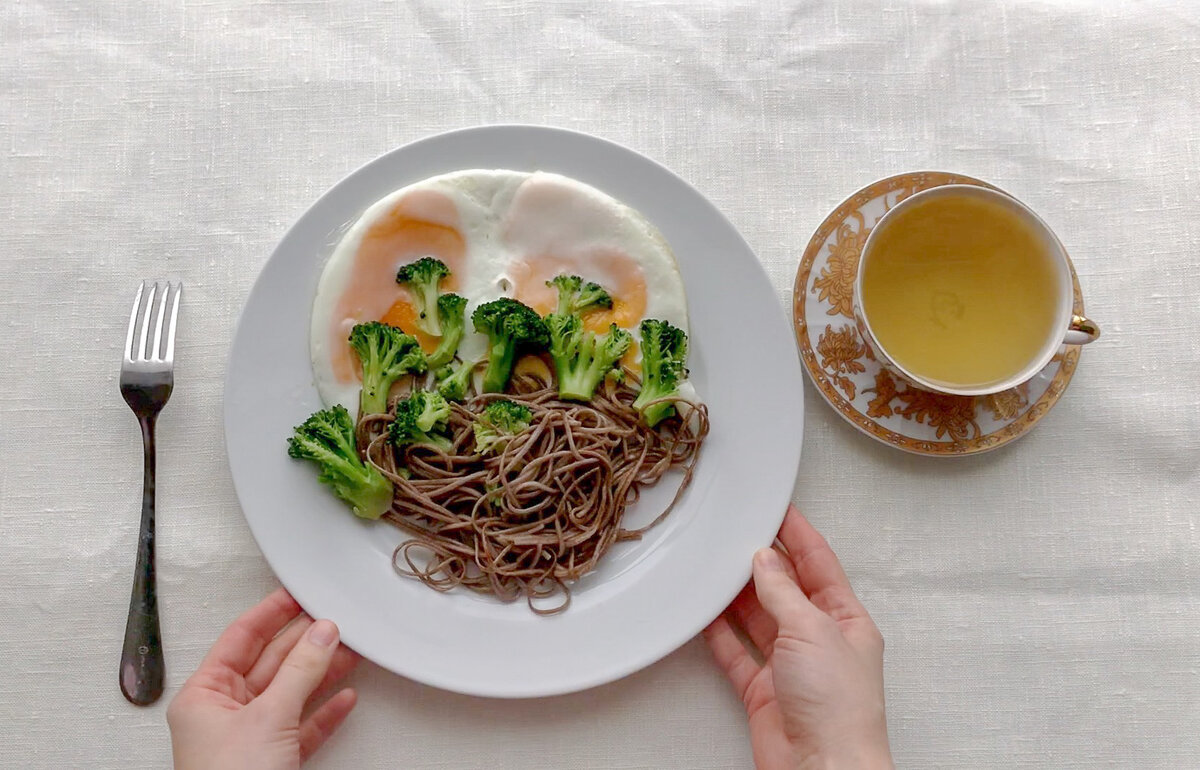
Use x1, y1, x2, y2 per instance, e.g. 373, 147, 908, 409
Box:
853, 184, 1099, 397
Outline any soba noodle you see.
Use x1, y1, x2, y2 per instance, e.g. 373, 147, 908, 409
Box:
358, 374, 709, 615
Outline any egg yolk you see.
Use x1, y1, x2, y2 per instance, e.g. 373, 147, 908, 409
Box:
379, 300, 441, 354
510, 249, 647, 334
511, 250, 647, 376
331, 189, 464, 382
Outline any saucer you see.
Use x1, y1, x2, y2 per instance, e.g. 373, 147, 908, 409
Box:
792, 171, 1085, 456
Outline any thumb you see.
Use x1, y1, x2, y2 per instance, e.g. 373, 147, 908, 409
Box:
260, 619, 340, 720
752, 548, 824, 636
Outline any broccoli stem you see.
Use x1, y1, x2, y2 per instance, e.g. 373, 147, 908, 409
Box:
546, 316, 631, 402
335, 462, 395, 520
301, 446, 392, 518
412, 284, 441, 336
436, 356, 479, 401
556, 339, 600, 401
360, 358, 390, 415
632, 391, 676, 427
481, 338, 517, 393
426, 322, 463, 369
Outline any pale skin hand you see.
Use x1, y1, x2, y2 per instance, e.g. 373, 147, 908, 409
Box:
167, 589, 361, 770
705, 506, 894, 770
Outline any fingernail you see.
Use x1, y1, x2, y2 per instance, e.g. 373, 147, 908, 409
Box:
307, 619, 338, 647
753, 548, 780, 571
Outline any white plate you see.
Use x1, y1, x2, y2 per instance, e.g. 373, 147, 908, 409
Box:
224, 125, 804, 698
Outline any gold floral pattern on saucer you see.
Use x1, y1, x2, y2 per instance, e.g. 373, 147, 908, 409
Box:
793, 172, 1085, 456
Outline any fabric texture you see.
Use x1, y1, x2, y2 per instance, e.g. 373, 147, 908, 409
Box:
2, 1, 1198, 767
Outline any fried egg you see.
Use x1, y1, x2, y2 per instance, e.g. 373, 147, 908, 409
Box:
310, 170, 690, 413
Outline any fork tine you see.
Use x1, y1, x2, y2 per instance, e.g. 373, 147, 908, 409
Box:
152, 283, 171, 361
163, 282, 182, 364
125, 281, 146, 362
136, 282, 159, 361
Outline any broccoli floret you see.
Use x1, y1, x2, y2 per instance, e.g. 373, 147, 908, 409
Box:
395, 256, 451, 335
473, 399, 533, 455
425, 293, 467, 369
471, 298, 550, 393
388, 390, 452, 450
435, 356, 480, 402
631, 319, 688, 427
545, 314, 633, 402
349, 321, 427, 415
547, 274, 613, 316
287, 405, 393, 520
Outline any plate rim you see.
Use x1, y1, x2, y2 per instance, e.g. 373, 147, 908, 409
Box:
223, 124, 804, 697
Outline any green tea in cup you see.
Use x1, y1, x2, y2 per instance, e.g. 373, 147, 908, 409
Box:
854, 185, 1098, 395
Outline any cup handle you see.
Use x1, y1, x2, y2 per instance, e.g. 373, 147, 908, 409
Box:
1063, 314, 1100, 346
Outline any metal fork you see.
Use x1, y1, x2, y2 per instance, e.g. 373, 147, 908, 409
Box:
119, 281, 181, 706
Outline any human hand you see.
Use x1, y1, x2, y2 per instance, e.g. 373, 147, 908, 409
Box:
167, 589, 360, 770
705, 506, 893, 770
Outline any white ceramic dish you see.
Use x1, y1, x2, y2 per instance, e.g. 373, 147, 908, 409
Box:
224, 125, 804, 698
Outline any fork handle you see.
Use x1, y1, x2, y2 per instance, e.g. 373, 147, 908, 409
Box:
120, 414, 164, 706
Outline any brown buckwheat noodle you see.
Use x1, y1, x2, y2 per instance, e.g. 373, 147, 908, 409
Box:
358, 373, 709, 615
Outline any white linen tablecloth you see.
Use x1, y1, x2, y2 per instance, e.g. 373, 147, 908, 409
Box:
2, 1, 1198, 767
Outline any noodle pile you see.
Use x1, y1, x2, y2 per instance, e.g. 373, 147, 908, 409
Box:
358, 374, 709, 614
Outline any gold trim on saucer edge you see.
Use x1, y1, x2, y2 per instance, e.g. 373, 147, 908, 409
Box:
793, 171, 1085, 456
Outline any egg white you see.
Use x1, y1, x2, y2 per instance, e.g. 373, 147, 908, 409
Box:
310, 170, 690, 413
